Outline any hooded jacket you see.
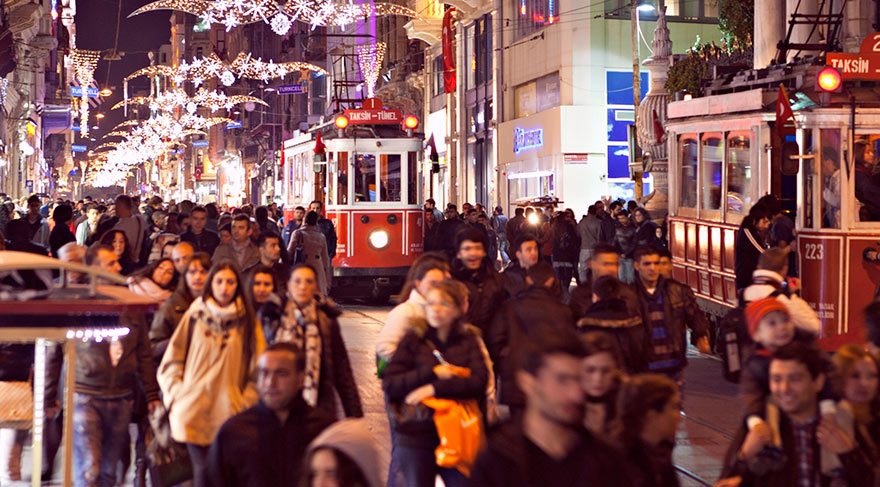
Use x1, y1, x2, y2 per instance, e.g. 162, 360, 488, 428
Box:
305, 419, 383, 487
576, 297, 646, 373
743, 270, 820, 335
157, 296, 266, 446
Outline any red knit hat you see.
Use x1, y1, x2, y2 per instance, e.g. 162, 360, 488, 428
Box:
745, 298, 789, 338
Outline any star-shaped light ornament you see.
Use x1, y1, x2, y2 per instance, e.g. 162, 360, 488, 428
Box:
270, 13, 292, 35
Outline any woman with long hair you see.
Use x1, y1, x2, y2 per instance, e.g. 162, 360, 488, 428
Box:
273, 264, 362, 418
632, 207, 660, 250
149, 252, 210, 363
734, 204, 771, 291
382, 280, 489, 487
580, 331, 624, 436
613, 374, 682, 487
126, 257, 176, 302
158, 261, 266, 487
99, 229, 136, 275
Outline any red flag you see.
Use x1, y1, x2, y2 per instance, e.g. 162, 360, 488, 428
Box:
652, 109, 664, 143
442, 9, 457, 94
426, 134, 439, 162
314, 131, 325, 156
775, 84, 794, 139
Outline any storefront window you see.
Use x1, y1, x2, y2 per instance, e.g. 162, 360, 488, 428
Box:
354, 153, 376, 202
726, 134, 751, 214
820, 129, 841, 228
702, 136, 723, 210
508, 172, 554, 204
679, 137, 698, 208
853, 135, 880, 222
379, 154, 402, 202
336, 152, 348, 205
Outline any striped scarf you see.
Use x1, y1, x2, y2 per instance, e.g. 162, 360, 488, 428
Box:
280, 300, 322, 407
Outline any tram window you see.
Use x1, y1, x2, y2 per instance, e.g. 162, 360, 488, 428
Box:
854, 135, 880, 222
702, 136, 723, 210
336, 152, 349, 205
802, 130, 814, 229
354, 153, 377, 202
820, 129, 841, 228
679, 138, 698, 208
408, 152, 418, 204
379, 154, 402, 202
726, 135, 751, 214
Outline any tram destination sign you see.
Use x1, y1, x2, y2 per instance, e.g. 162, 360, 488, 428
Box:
342, 108, 403, 125
827, 32, 880, 80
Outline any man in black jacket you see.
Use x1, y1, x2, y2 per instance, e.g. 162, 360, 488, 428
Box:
309, 200, 337, 259
434, 204, 466, 260
45, 244, 159, 486
209, 343, 335, 487
180, 206, 221, 256
489, 262, 574, 418
470, 333, 627, 487
451, 227, 507, 334
632, 246, 710, 382
500, 234, 540, 297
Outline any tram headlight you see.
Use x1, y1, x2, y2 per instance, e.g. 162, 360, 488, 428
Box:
369, 230, 390, 249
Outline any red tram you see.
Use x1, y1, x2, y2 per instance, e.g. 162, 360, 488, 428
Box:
281, 99, 424, 299
665, 57, 880, 350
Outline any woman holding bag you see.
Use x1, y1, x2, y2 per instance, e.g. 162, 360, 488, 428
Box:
157, 261, 266, 487
382, 280, 489, 487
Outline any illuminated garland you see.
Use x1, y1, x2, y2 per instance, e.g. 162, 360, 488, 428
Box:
111, 89, 268, 113
71, 49, 101, 136
129, 0, 417, 31
357, 42, 386, 98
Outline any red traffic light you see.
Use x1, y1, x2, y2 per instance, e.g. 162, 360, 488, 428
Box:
817, 67, 842, 93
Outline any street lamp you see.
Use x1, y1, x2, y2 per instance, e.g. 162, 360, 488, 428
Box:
630, 0, 654, 199
99, 88, 112, 97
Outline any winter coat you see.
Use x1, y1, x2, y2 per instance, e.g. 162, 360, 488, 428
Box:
599, 214, 617, 245
382, 324, 489, 450
157, 297, 266, 446
500, 261, 528, 297
207, 397, 335, 487
264, 297, 363, 418
48, 223, 75, 257
180, 229, 221, 256
305, 419, 384, 487
576, 297, 646, 373
213, 241, 261, 273
722, 403, 872, 487
316, 216, 338, 259
577, 214, 603, 251
488, 286, 575, 408
505, 214, 526, 246
743, 270, 820, 335
45, 310, 159, 403
620, 440, 680, 487
451, 259, 507, 334
633, 277, 710, 374
281, 220, 301, 249
735, 225, 767, 291
149, 288, 195, 364
615, 223, 637, 258
551, 219, 581, 263
289, 225, 332, 295
375, 289, 428, 363
633, 220, 660, 249
434, 218, 466, 259
469, 421, 627, 487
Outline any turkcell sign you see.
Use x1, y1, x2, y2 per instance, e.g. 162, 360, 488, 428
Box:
343, 108, 403, 125
192, 140, 209, 148
277, 84, 304, 95
71, 144, 87, 153
69, 86, 100, 98
513, 127, 543, 154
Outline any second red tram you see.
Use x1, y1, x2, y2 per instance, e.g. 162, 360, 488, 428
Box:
281, 100, 424, 299
665, 63, 880, 350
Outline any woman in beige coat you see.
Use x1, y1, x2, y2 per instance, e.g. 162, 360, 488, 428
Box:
157, 261, 266, 487
288, 211, 332, 295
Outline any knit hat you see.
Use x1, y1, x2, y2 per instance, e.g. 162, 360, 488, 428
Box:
745, 298, 789, 338
306, 419, 382, 487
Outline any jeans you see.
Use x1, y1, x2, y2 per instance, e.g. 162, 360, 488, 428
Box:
0, 428, 27, 482
619, 258, 635, 283
553, 260, 577, 302
577, 249, 592, 283
72, 393, 133, 487
187, 443, 211, 487
395, 445, 468, 487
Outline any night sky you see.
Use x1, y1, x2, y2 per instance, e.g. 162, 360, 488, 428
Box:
74, 0, 172, 144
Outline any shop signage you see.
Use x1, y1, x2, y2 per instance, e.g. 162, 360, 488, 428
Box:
563, 153, 588, 163
71, 144, 87, 153
226, 120, 242, 129
827, 33, 880, 80
342, 107, 403, 124
69, 86, 99, 98
277, 84, 304, 95
192, 140, 209, 148
513, 127, 543, 154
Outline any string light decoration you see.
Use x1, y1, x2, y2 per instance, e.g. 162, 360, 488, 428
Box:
0, 79, 8, 106
357, 42, 386, 98
103, 131, 131, 138
129, 0, 417, 30
71, 49, 101, 136
123, 65, 176, 82
111, 89, 268, 113
124, 53, 326, 88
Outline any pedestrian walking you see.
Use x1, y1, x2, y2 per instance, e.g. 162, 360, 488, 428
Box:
303, 419, 384, 487
575, 276, 645, 373
308, 200, 338, 259
614, 210, 636, 282
273, 265, 363, 418
382, 280, 489, 487
150, 252, 210, 363
99, 229, 137, 275
550, 210, 581, 300
208, 343, 335, 486
158, 262, 266, 487
126, 257, 176, 301
181, 206, 222, 256
500, 235, 540, 297
48, 203, 75, 257
577, 205, 603, 283
579, 332, 624, 436
451, 227, 507, 334
281, 206, 306, 249
213, 214, 261, 272
289, 211, 332, 296
632, 208, 659, 250
170, 241, 195, 275
491, 206, 510, 265
735, 204, 772, 291
505, 208, 526, 249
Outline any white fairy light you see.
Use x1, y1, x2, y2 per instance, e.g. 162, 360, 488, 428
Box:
357, 42, 386, 98
220, 70, 236, 86
270, 12, 292, 35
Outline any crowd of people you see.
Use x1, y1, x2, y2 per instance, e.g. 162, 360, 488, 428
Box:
0, 192, 876, 487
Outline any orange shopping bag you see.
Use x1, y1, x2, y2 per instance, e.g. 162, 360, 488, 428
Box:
421, 397, 483, 476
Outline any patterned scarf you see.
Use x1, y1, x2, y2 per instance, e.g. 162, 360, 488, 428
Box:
280, 299, 322, 407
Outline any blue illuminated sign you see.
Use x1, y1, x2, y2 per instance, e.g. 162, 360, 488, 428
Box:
69, 86, 99, 98
513, 127, 543, 154
192, 140, 209, 148
226, 121, 242, 129
71, 144, 87, 153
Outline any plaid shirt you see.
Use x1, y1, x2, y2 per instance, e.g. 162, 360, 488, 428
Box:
791, 416, 819, 487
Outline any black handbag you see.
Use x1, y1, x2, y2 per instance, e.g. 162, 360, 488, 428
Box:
146, 404, 193, 487
291, 232, 306, 264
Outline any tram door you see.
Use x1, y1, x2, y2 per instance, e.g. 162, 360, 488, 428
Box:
774, 134, 800, 221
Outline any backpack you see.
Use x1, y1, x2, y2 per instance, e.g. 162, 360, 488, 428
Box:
717, 286, 788, 383
554, 225, 579, 259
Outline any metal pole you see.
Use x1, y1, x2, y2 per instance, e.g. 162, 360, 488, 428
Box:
631, 0, 644, 200
30, 339, 47, 487
62, 339, 77, 486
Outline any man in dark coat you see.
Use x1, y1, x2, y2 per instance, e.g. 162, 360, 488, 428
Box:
209, 343, 335, 487
576, 275, 646, 373
180, 206, 221, 256
501, 234, 540, 297
470, 333, 627, 487
570, 243, 637, 317
505, 207, 526, 249
434, 205, 466, 260
309, 200, 337, 259
489, 262, 574, 417
451, 227, 507, 334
